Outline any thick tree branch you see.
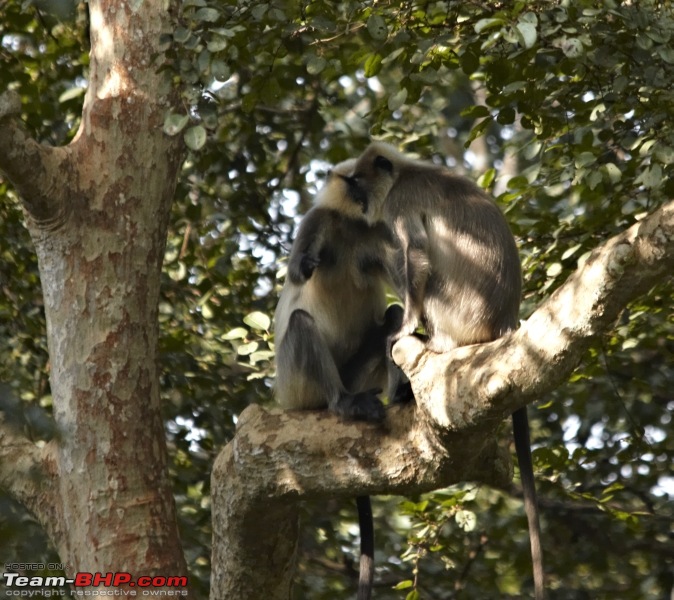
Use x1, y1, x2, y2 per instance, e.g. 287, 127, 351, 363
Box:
211, 403, 512, 599
0, 90, 72, 227
0, 415, 59, 531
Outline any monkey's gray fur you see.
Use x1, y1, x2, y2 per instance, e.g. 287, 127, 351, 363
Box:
274, 158, 402, 422
273, 159, 406, 600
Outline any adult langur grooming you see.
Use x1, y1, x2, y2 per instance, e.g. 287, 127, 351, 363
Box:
274, 158, 403, 600
345, 141, 546, 600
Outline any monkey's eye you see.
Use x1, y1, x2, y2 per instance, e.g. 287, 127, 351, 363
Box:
374, 155, 393, 173
326, 169, 333, 178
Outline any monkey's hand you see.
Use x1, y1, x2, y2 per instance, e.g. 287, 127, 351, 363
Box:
387, 317, 421, 355
289, 252, 320, 283
331, 389, 385, 423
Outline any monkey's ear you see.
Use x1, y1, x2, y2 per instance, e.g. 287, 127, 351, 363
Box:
374, 155, 393, 173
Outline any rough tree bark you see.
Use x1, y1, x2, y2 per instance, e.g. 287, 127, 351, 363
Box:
210, 199, 674, 599
0, 0, 188, 593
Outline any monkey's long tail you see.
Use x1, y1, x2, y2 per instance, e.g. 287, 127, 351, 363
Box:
512, 407, 547, 600
356, 495, 374, 600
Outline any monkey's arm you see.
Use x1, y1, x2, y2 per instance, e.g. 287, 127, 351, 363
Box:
396, 214, 430, 337
287, 210, 330, 284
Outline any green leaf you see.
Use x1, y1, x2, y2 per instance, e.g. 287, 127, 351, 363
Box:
251, 4, 268, 20
575, 152, 596, 168
636, 163, 663, 189
654, 145, 674, 163
173, 27, 191, 44
455, 509, 476, 532
364, 53, 383, 77
237, 341, 259, 356
250, 350, 274, 364
207, 36, 228, 53
587, 170, 603, 190
506, 175, 528, 190
163, 113, 190, 136
194, 7, 219, 22
461, 105, 490, 119
477, 168, 496, 189
388, 87, 407, 112
464, 116, 492, 147
306, 55, 327, 75
184, 125, 207, 151
459, 50, 479, 75
561, 243, 582, 260
381, 47, 406, 65
243, 311, 271, 331
515, 22, 537, 49
602, 163, 621, 184
657, 46, 674, 64
223, 327, 248, 341
211, 60, 230, 81
58, 86, 85, 103
546, 263, 563, 278
393, 580, 414, 590
561, 37, 584, 58
367, 15, 388, 41
474, 18, 505, 34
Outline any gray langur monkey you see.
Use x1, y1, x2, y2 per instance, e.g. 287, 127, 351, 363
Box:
345, 141, 546, 600
274, 158, 402, 421
273, 158, 404, 600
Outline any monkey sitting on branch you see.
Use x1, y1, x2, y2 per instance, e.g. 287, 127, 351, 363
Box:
342, 141, 546, 600
273, 158, 404, 600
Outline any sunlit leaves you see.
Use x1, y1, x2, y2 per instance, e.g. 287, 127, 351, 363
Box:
514, 13, 538, 49
243, 311, 271, 332
364, 52, 383, 77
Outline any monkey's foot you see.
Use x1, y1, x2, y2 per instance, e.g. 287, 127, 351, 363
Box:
332, 390, 385, 423
390, 380, 414, 405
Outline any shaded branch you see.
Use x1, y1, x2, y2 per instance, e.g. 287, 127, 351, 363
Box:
0, 414, 58, 529
0, 90, 71, 227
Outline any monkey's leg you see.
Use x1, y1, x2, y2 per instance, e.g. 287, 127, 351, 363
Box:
340, 305, 411, 403
394, 216, 430, 339
277, 309, 385, 422
512, 407, 547, 600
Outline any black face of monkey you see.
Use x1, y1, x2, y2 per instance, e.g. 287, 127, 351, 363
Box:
338, 174, 369, 213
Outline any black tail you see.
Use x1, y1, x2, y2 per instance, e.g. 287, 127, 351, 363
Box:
512, 407, 547, 600
356, 495, 374, 600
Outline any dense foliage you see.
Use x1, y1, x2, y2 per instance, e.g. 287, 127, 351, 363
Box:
1, 1, 672, 598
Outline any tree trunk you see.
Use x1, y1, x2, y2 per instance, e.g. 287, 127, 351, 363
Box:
0, 0, 188, 591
